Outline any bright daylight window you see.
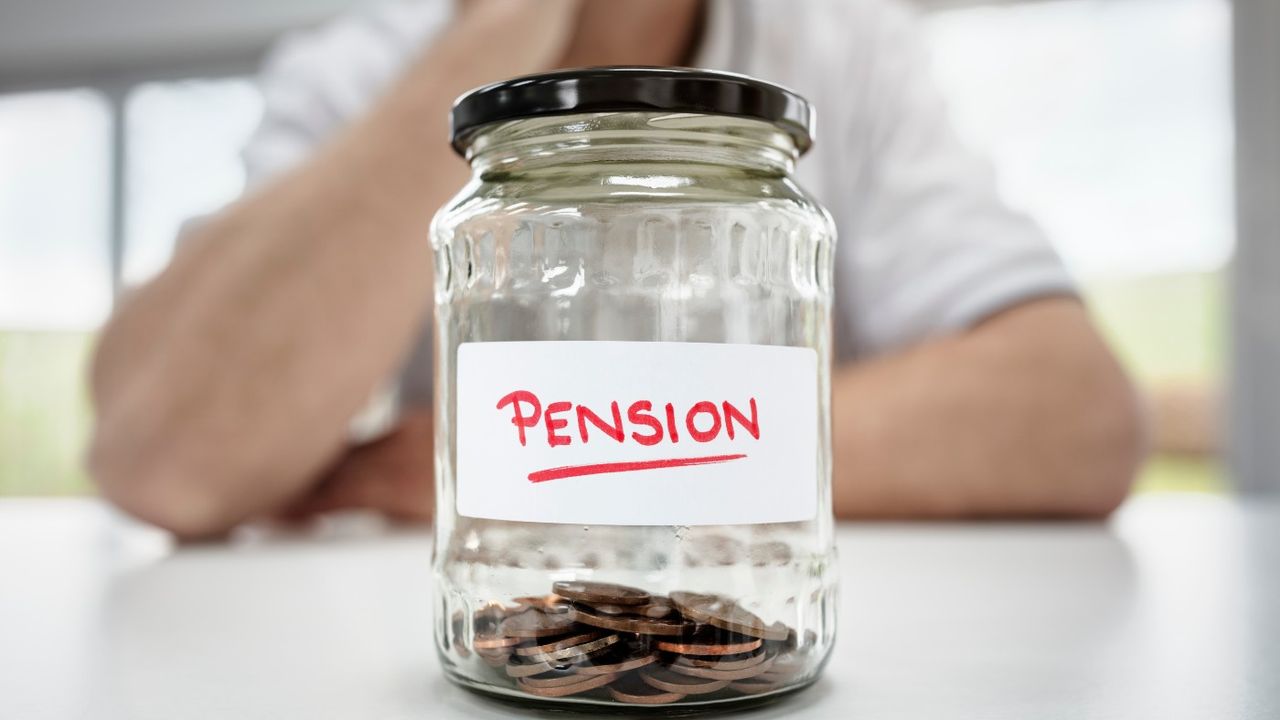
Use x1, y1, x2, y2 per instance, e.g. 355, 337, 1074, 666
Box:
0, 90, 110, 495
0, 90, 112, 330
125, 78, 263, 285
923, 0, 1233, 491
0, 79, 263, 496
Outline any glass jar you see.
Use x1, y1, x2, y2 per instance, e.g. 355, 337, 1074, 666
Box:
431, 68, 836, 710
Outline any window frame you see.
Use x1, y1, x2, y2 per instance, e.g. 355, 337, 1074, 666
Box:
1229, 0, 1280, 494
0, 54, 259, 303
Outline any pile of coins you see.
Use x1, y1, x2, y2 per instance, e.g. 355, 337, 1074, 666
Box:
456, 581, 810, 704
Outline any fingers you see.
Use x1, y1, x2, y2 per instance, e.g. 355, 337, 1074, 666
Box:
280, 410, 435, 522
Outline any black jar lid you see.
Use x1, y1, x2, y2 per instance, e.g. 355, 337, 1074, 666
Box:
449, 66, 814, 156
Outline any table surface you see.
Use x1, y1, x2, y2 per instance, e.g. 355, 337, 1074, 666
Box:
1, 495, 1276, 720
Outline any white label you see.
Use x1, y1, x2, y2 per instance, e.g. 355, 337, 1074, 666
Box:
456, 341, 819, 526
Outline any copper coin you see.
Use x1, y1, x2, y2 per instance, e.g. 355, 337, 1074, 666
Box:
666, 652, 777, 681
573, 652, 659, 676
655, 636, 762, 656
505, 657, 562, 678
498, 608, 577, 638
514, 631, 601, 657
639, 668, 730, 695
522, 633, 619, 664
552, 580, 649, 606
474, 645, 513, 659
587, 598, 674, 618
642, 597, 675, 619
576, 655, 657, 677
583, 603, 632, 616
512, 594, 570, 613
669, 591, 788, 641
608, 675, 687, 705
518, 671, 594, 689
568, 603, 694, 636
713, 611, 788, 642
473, 633, 521, 651
516, 672, 616, 698
668, 591, 727, 624
504, 645, 617, 678
669, 648, 767, 670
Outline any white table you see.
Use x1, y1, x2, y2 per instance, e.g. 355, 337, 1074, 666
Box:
2, 495, 1276, 719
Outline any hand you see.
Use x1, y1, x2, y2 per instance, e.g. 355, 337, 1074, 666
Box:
449, 0, 584, 78
279, 410, 435, 523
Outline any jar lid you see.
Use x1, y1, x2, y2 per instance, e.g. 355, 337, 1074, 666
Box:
450, 66, 814, 156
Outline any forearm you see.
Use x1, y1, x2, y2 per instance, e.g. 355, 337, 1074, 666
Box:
831, 297, 1147, 519
89, 11, 560, 536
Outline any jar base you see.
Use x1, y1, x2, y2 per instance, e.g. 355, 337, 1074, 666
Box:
443, 665, 819, 715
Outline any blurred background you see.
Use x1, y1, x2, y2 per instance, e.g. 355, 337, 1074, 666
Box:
0, 0, 1274, 500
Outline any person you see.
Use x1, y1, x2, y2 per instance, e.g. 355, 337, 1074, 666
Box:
88, 0, 1146, 539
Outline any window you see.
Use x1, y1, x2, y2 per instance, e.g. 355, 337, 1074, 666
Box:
125, 78, 263, 285
0, 89, 110, 495
0, 90, 112, 330
922, 0, 1233, 491
0, 79, 263, 496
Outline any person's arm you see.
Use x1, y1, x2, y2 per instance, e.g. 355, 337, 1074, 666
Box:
832, 296, 1146, 519
89, 0, 581, 538
812, 2, 1145, 518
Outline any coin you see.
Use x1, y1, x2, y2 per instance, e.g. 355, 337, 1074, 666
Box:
504, 645, 617, 678
586, 597, 675, 619
482, 583, 806, 704
639, 668, 730, 695
552, 580, 649, 606
517, 671, 594, 689
642, 596, 675, 619
666, 651, 777, 681
668, 591, 724, 622
668, 648, 767, 670
654, 636, 763, 656
568, 603, 694, 636
607, 675, 688, 705
514, 631, 601, 657
573, 651, 658, 676
498, 608, 578, 638
668, 591, 788, 641
521, 633, 619, 664
709, 606, 788, 641
474, 648, 513, 665
505, 657, 562, 678
645, 594, 675, 617
584, 603, 631, 616
473, 633, 522, 651
516, 672, 616, 698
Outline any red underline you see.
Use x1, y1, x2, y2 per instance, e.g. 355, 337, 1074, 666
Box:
527, 453, 748, 483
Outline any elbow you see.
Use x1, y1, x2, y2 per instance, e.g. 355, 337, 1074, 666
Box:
89, 420, 240, 540
1062, 363, 1150, 519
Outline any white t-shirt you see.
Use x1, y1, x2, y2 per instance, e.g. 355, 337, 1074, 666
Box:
241, 0, 1074, 429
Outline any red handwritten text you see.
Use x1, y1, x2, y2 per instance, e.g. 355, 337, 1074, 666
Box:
495, 391, 760, 448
